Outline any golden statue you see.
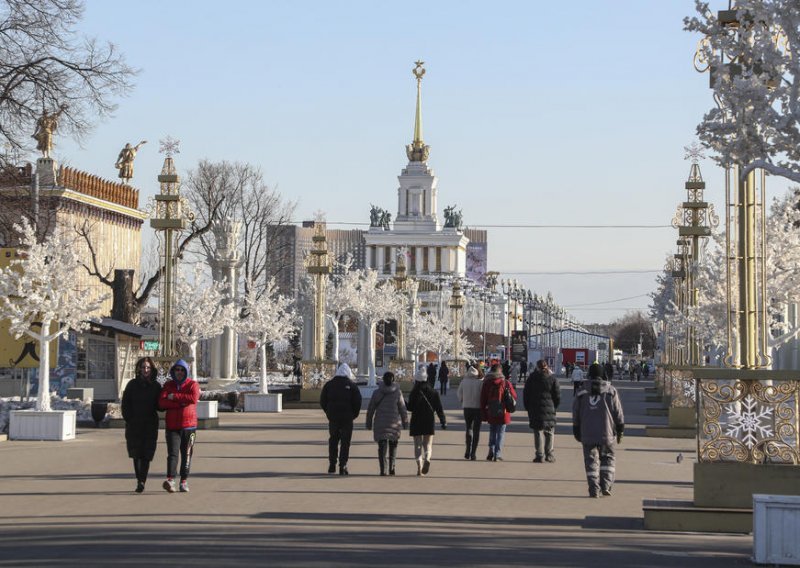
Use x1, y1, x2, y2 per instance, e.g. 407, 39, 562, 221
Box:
115, 140, 147, 182
32, 106, 66, 158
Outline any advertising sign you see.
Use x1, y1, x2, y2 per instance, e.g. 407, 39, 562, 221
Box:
511, 330, 528, 366
0, 248, 58, 369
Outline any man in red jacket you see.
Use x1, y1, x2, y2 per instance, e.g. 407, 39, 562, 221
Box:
158, 359, 200, 493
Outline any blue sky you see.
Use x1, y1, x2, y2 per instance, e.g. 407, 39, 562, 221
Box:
53, 0, 792, 324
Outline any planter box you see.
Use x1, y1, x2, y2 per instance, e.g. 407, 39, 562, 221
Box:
244, 393, 282, 413
754, 494, 800, 565
196, 400, 218, 420
9, 410, 76, 441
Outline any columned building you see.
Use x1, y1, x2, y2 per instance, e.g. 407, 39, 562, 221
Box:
364, 62, 469, 280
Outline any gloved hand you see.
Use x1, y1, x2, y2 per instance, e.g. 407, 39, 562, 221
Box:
616, 431, 623, 444
441, 423, 447, 430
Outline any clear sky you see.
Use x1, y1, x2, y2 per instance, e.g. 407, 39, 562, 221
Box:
53, 0, 792, 324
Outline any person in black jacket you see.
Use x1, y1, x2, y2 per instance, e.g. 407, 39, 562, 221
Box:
121, 357, 162, 493
523, 359, 561, 463
320, 363, 362, 475
438, 360, 450, 395
407, 373, 447, 476
426, 362, 437, 388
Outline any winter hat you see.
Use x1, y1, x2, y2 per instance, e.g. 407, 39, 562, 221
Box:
335, 363, 354, 380
466, 366, 479, 378
415, 367, 427, 382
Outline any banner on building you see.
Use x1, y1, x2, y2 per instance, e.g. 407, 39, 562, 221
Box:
0, 248, 58, 369
465, 242, 487, 282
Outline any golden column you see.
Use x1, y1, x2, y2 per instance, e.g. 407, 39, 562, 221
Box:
389, 251, 416, 382
671, 144, 717, 366
448, 279, 466, 377
149, 137, 193, 368
301, 218, 336, 389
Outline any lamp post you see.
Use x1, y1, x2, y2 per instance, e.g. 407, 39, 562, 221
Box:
301, 216, 336, 389
389, 251, 416, 382
149, 137, 194, 371
449, 278, 465, 377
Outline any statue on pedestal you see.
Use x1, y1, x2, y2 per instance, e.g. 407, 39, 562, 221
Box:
32, 106, 66, 158
443, 205, 463, 230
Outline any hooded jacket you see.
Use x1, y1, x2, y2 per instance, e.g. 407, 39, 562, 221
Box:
572, 379, 624, 446
158, 359, 200, 430
480, 371, 517, 425
457, 368, 483, 409
320, 366, 362, 422
523, 368, 561, 430
366, 383, 408, 442
407, 381, 446, 436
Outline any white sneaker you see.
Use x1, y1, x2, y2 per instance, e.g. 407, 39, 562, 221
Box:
162, 479, 176, 493
179, 480, 190, 493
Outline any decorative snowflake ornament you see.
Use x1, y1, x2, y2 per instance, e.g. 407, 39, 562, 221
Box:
159, 136, 181, 157
308, 369, 327, 388
725, 395, 773, 448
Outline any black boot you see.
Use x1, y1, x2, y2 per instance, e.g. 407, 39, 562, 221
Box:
378, 440, 387, 476
388, 441, 397, 476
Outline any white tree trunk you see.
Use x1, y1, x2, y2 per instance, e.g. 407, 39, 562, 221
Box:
260, 342, 269, 394
189, 340, 199, 380
331, 318, 340, 364
367, 320, 376, 387
36, 323, 51, 412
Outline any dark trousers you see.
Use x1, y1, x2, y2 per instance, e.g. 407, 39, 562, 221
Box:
166, 429, 196, 481
439, 378, 449, 395
377, 439, 398, 474
328, 417, 354, 467
463, 408, 482, 458
132, 458, 151, 483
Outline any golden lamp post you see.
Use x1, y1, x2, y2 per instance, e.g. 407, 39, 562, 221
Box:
301, 217, 336, 389
149, 136, 194, 370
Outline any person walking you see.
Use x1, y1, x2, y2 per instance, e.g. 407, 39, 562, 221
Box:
407, 371, 447, 476
571, 363, 585, 395
523, 359, 561, 463
572, 362, 625, 498
159, 359, 200, 493
457, 365, 483, 460
121, 357, 161, 493
320, 363, 362, 475
426, 362, 437, 389
366, 371, 408, 476
603, 361, 615, 383
480, 363, 517, 461
438, 360, 450, 395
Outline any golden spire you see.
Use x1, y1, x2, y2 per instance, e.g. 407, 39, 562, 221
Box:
406, 60, 430, 163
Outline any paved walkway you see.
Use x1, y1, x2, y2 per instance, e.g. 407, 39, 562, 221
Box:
0, 379, 752, 567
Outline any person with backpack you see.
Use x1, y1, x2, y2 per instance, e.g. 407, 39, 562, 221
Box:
407, 371, 447, 476
572, 362, 625, 498
523, 359, 561, 463
479, 363, 517, 461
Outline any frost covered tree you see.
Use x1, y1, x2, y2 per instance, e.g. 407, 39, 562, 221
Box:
173, 266, 237, 380
686, 0, 800, 183
322, 255, 361, 365
0, 220, 106, 411
237, 279, 297, 394
349, 269, 404, 386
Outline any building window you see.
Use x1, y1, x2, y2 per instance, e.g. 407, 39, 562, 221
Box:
409, 247, 416, 274
423, 247, 429, 272
384, 246, 391, 274
435, 247, 441, 272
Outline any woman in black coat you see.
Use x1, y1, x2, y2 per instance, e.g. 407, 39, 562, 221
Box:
121, 357, 162, 493
407, 377, 447, 476
523, 359, 561, 463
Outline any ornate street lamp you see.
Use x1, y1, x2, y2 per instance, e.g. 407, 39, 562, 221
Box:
448, 278, 466, 377
149, 137, 194, 371
302, 216, 336, 389
389, 251, 416, 382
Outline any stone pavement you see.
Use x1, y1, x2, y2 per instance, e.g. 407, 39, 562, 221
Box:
0, 379, 752, 567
